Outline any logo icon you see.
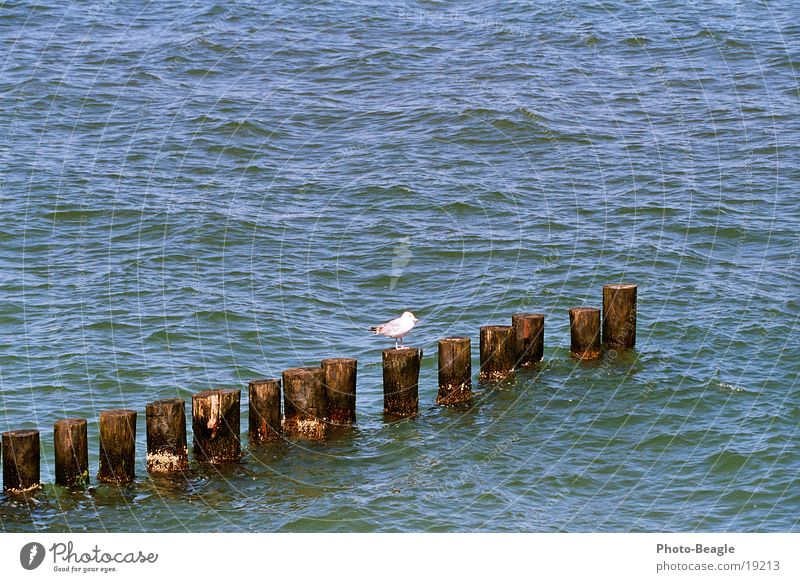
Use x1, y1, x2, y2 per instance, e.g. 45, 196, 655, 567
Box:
20, 542, 46, 570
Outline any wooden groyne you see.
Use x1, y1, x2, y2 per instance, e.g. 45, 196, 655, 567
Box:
568, 307, 602, 360
146, 399, 189, 473
603, 284, 637, 348
248, 379, 282, 443
479, 325, 515, 381
2, 430, 40, 492
97, 410, 136, 484
383, 347, 422, 416
511, 313, 544, 367
322, 358, 357, 424
283, 367, 328, 439
192, 389, 241, 463
437, 337, 472, 405
54, 418, 88, 486
0, 282, 637, 491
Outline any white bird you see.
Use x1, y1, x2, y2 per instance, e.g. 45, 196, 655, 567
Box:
369, 311, 419, 349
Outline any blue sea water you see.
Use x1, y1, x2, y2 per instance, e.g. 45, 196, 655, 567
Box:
0, 0, 798, 531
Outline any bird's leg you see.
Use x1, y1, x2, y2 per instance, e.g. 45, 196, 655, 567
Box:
394, 338, 400, 350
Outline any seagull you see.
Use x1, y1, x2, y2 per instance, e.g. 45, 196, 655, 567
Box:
369, 311, 419, 349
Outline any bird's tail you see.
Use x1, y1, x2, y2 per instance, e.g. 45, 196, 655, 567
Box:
369, 326, 378, 333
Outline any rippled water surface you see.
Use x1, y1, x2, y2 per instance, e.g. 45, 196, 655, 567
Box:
1, 1, 799, 532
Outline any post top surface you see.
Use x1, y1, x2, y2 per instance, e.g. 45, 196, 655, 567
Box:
382, 347, 422, 356
2, 429, 39, 438
147, 397, 183, 407
282, 366, 323, 376
248, 378, 281, 386
438, 336, 470, 343
99, 409, 136, 418
54, 418, 87, 427
192, 388, 240, 399
569, 306, 601, 314
320, 358, 358, 365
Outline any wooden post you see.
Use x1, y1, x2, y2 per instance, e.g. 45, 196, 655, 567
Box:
54, 418, 89, 487
248, 379, 282, 442
603, 284, 637, 348
569, 307, 602, 360
437, 337, 472, 405
512, 313, 545, 367
282, 367, 328, 439
191, 389, 241, 463
321, 358, 357, 425
479, 325, 515, 381
97, 409, 137, 484
146, 399, 188, 473
382, 348, 422, 416
2, 430, 40, 492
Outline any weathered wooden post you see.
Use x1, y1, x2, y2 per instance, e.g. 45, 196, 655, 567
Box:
479, 325, 515, 381
248, 379, 282, 442
282, 367, 328, 439
191, 389, 241, 463
603, 284, 637, 348
383, 348, 422, 416
569, 307, 602, 360
321, 358, 357, 425
437, 337, 472, 405
54, 418, 89, 486
146, 398, 188, 473
512, 313, 545, 367
98, 409, 137, 484
2, 429, 40, 492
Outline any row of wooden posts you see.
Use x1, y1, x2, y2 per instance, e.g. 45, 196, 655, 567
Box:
1, 284, 636, 493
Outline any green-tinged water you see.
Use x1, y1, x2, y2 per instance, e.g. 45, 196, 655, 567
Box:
0, 1, 798, 532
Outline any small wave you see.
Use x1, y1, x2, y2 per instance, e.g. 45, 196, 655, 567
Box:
623, 36, 649, 47
184, 67, 222, 77
705, 449, 751, 473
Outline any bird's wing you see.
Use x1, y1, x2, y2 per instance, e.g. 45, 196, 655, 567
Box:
371, 316, 402, 335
